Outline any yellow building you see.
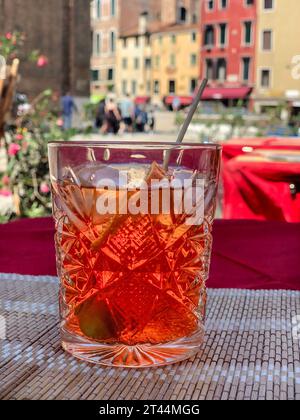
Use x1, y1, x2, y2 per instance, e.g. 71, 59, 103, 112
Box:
151, 24, 200, 104
254, 0, 300, 114
116, 14, 152, 98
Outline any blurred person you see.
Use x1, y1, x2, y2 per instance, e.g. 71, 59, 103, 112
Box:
61, 92, 77, 130
147, 106, 155, 132
172, 96, 181, 112
120, 93, 134, 133
95, 98, 106, 130
102, 98, 122, 135
135, 105, 148, 133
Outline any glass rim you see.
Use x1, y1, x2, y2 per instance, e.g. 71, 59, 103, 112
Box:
48, 141, 222, 151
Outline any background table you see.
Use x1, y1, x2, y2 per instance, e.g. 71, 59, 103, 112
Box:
0, 217, 299, 400
223, 155, 300, 222
222, 137, 300, 163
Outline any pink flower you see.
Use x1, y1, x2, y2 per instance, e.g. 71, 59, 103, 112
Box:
2, 175, 10, 186
40, 182, 50, 194
37, 55, 48, 68
56, 118, 64, 127
15, 133, 24, 141
8, 143, 21, 156
5, 32, 12, 40
0, 189, 12, 197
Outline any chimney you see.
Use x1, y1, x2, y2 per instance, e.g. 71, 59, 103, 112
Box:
139, 11, 148, 35
161, 0, 178, 26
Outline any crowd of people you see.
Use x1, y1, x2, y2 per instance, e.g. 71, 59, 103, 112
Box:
95, 94, 155, 135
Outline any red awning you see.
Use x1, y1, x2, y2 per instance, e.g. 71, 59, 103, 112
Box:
135, 96, 151, 105
201, 87, 252, 100
165, 96, 193, 106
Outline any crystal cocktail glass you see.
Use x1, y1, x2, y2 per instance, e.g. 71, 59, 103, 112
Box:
48, 142, 221, 368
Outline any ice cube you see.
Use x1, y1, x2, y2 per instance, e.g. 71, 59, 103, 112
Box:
172, 168, 196, 183
126, 166, 148, 189
68, 163, 150, 189
77, 163, 122, 188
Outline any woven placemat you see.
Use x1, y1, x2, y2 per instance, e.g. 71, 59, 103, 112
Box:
0, 273, 299, 401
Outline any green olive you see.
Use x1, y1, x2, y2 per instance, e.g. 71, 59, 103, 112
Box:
76, 295, 116, 341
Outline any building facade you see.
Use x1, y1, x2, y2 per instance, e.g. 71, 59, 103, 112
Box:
254, 0, 300, 114
0, 0, 90, 98
151, 24, 200, 102
199, 0, 257, 106
90, 0, 119, 94
116, 0, 201, 101
116, 13, 153, 98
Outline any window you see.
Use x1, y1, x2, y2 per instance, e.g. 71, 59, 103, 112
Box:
135, 36, 139, 47
191, 32, 197, 42
170, 54, 176, 67
154, 80, 160, 94
262, 30, 272, 50
207, 0, 214, 10
122, 58, 128, 69
96, 0, 101, 19
219, 23, 227, 46
242, 57, 251, 81
169, 80, 176, 94
155, 56, 160, 67
179, 7, 187, 22
131, 80, 137, 95
146, 35, 151, 46
134, 58, 140, 69
264, 0, 274, 9
190, 79, 197, 94
204, 25, 215, 47
190, 54, 197, 66
91, 70, 99, 82
261, 69, 271, 87
146, 81, 151, 94
94, 33, 101, 56
244, 21, 252, 45
159, 36, 163, 45
220, 0, 227, 9
123, 38, 127, 48
245, 0, 254, 6
171, 34, 177, 44
145, 58, 151, 69
216, 58, 227, 81
206, 59, 214, 80
110, 31, 116, 53
111, 0, 116, 16
122, 80, 128, 95
108, 68, 114, 81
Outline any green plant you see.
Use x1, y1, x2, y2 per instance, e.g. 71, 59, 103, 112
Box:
0, 31, 79, 222
0, 32, 25, 61
0, 90, 74, 221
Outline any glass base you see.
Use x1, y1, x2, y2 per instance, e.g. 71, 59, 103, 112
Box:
61, 327, 205, 368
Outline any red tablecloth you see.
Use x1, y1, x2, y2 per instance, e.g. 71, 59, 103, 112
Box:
0, 217, 299, 290
223, 158, 300, 222
223, 137, 300, 162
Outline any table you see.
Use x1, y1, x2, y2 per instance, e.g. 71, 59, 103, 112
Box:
0, 217, 299, 400
223, 153, 300, 222
222, 137, 300, 163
